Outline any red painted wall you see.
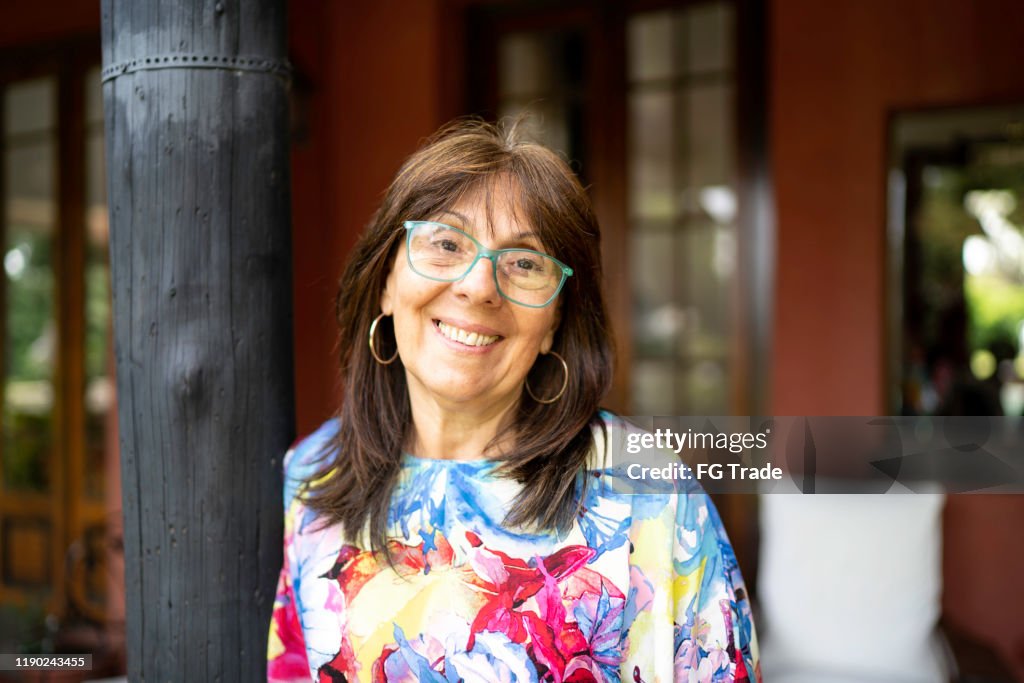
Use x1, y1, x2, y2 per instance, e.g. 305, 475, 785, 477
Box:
771, 0, 1024, 676
288, 0, 334, 435
290, 0, 447, 434
770, 0, 1024, 416
0, 3, 97, 48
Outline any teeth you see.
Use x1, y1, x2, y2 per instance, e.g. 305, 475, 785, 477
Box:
437, 321, 499, 347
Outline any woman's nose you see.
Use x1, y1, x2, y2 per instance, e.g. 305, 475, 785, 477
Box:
452, 256, 500, 305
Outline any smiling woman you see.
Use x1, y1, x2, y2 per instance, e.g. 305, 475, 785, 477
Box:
267, 119, 761, 682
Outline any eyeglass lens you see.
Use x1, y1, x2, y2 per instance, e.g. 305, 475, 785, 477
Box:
407, 222, 564, 306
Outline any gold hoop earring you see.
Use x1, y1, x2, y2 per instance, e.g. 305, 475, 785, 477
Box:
525, 351, 568, 404
369, 313, 399, 365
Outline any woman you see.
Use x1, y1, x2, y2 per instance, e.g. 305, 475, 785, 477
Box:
267, 119, 760, 682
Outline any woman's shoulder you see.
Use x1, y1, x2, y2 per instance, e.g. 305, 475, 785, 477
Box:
283, 417, 340, 508
586, 409, 675, 472
585, 409, 712, 509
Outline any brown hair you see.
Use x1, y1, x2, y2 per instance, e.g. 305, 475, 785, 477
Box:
306, 118, 614, 553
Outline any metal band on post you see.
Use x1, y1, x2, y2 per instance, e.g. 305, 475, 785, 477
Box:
101, 53, 292, 84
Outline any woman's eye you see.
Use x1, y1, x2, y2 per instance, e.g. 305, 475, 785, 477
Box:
436, 239, 460, 252
514, 257, 542, 272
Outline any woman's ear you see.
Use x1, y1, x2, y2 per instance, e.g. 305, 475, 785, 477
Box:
540, 303, 561, 355
380, 267, 396, 316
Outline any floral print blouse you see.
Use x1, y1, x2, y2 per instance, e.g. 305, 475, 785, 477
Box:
267, 414, 761, 682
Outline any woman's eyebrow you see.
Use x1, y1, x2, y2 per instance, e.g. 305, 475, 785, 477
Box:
436, 209, 470, 226
434, 210, 538, 243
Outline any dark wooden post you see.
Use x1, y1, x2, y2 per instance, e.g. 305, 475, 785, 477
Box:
100, 2, 295, 679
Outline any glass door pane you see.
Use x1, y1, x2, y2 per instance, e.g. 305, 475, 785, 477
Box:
1, 76, 57, 597
496, 28, 586, 166
627, 3, 736, 415
891, 104, 1024, 417
3, 77, 57, 495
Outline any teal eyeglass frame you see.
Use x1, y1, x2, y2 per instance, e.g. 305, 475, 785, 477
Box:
402, 220, 573, 308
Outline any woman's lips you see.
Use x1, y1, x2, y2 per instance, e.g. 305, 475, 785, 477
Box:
433, 319, 503, 348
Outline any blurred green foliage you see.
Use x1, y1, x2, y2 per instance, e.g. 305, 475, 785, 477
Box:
3, 224, 110, 493
965, 274, 1024, 353
917, 156, 1024, 359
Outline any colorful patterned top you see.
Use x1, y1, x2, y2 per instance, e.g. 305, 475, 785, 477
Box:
267, 414, 761, 682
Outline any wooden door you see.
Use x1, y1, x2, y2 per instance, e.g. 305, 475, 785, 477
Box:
0, 42, 112, 634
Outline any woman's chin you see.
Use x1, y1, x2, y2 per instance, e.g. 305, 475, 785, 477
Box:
417, 377, 516, 409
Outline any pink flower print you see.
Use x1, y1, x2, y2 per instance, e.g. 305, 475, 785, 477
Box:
465, 532, 596, 651
268, 574, 312, 681
322, 544, 380, 604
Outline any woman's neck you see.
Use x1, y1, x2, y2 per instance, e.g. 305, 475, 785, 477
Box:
404, 384, 518, 461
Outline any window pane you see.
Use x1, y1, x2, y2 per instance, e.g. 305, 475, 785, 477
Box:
688, 82, 735, 190
498, 31, 584, 101
686, 3, 734, 74
632, 228, 678, 358
627, 11, 679, 82
495, 29, 585, 170
633, 359, 676, 415
3, 80, 56, 493
677, 223, 732, 360
4, 79, 55, 137
628, 3, 738, 414
499, 33, 555, 98
85, 67, 104, 128
678, 358, 728, 414
629, 89, 676, 219
6, 145, 56, 221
